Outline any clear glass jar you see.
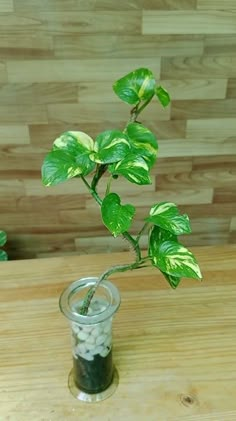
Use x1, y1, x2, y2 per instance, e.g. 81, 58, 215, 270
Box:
59, 277, 120, 402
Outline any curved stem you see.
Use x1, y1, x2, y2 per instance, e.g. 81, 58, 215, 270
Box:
81, 175, 102, 206
79, 260, 145, 315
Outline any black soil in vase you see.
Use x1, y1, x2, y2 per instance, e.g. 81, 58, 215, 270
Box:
73, 349, 113, 394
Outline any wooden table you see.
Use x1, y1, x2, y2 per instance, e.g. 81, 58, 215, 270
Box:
1, 245, 236, 421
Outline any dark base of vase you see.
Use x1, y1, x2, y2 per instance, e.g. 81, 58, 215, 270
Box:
73, 350, 113, 394
68, 366, 119, 402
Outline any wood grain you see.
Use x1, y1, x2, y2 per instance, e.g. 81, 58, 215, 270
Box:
197, 0, 236, 10
0, 125, 30, 144
143, 11, 236, 34
6, 58, 160, 83
0, 0, 13, 12
54, 34, 204, 59
1, 246, 236, 420
0, 1, 236, 258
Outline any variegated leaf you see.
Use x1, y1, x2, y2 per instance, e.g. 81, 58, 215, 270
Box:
146, 202, 191, 235
90, 130, 130, 164
113, 68, 156, 105
125, 123, 158, 168
151, 240, 202, 280
42, 150, 83, 186
109, 154, 151, 185
101, 193, 135, 237
42, 131, 96, 186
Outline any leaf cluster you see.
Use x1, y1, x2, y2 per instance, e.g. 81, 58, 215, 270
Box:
41, 68, 202, 289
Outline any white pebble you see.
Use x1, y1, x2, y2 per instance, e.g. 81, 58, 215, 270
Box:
104, 335, 112, 347
77, 331, 88, 341
76, 343, 86, 355
103, 321, 112, 334
86, 335, 96, 344
71, 323, 81, 334
84, 342, 95, 351
82, 351, 94, 361
100, 347, 110, 358
91, 326, 102, 338
91, 345, 104, 355
95, 334, 106, 346
82, 325, 93, 333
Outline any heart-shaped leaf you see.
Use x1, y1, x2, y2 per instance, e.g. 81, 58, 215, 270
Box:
90, 130, 130, 164
0, 230, 7, 247
146, 202, 191, 235
0, 250, 8, 261
113, 68, 156, 105
148, 226, 181, 288
42, 150, 84, 186
155, 86, 171, 107
101, 193, 135, 237
109, 154, 151, 185
151, 240, 202, 280
42, 131, 96, 186
125, 123, 158, 169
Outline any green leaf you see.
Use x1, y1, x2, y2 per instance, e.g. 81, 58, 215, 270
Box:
0, 250, 8, 261
146, 202, 191, 235
149, 225, 177, 249
113, 68, 156, 105
155, 86, 171, 107
125, 123, 158, 169
42, 131, 96, 186
151, 240, 202, 280
148, 226, 181, 288
53, 131, 95, 176
0, 230, 7, 247
109, 154, 152, 185
42, 150, 83, 186
101, 193, 135, 237
162, 272, 181, 289
90, 130, 130, 164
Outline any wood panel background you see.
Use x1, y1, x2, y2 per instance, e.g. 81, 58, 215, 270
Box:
0, 0, 236, 259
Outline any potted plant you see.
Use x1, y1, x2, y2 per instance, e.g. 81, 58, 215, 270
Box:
0, 230, 8, 261
41, 68, 202, 402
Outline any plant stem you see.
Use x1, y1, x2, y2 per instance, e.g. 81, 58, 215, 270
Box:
91, 164, 107, 191
81, 175, 102, 206
79, 260, 145, 315
79, 95, 156, 315
105, 175, 113, 196
136, 222, 149, 244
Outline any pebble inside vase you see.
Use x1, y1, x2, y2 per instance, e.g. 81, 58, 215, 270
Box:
71, 299, 114, 393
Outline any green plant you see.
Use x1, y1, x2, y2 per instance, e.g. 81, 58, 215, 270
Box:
0, 230, 8, 261
41, 68, 202, 314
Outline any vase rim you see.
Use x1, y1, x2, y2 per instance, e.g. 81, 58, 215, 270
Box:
59, 277, 120, 324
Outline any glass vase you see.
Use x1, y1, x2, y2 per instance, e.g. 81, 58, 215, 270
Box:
59, 277, 120, 402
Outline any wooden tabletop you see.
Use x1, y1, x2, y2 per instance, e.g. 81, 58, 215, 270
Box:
1, 245, 236, 421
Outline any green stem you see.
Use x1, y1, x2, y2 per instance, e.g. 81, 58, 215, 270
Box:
79, 260, 145, 315
105, 175, 113, 196
91, 164, 107, 191
79, 94, 156, 315
81, 175, 102, 206
137, 94, 155, 116
136, 222, 149, 244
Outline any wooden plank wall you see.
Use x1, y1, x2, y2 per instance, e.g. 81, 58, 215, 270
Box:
0, 1, 236, 259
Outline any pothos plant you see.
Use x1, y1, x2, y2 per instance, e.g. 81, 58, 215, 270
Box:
0, 230, 8, 261
41, 68, 202, 315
